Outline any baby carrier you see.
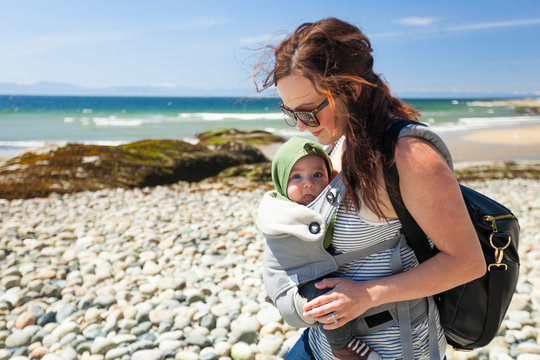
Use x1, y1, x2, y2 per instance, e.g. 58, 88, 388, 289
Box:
257, 124, 455, 359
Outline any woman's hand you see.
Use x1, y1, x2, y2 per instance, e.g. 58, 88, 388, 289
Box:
302, 277, 371, 330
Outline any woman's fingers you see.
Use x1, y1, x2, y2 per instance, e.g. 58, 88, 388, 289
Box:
303, 298, 335, 318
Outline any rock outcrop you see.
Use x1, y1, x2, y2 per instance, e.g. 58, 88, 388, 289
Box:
0, 139, 268, 200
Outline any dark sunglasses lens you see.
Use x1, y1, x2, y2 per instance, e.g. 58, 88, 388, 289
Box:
281, 109, 297, 127
296, 112, 319, 127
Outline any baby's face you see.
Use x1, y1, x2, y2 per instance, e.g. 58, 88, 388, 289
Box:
286, 155, 329, 205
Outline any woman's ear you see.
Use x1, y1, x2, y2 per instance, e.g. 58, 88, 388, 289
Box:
354, 84, 362, 97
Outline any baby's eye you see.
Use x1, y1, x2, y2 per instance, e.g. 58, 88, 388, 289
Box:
291, 174, 301, 180
313, 172, 323, 178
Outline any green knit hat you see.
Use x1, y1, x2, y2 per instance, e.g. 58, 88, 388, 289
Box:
271, 137, 333, 202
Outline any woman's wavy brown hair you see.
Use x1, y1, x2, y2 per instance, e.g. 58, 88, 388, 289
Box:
255, 17, 420, 218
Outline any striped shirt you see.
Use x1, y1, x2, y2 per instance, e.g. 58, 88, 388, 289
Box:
307, 201, 447, 359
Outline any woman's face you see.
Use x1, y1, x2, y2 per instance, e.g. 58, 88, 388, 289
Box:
277, 75, 345, 145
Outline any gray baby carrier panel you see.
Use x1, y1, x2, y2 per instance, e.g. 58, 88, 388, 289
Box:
261, 172, 406, 328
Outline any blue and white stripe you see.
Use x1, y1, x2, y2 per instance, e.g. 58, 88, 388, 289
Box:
308, 201, 447, 359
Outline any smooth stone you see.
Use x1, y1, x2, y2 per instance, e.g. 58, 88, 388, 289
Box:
5, 330, 32, 347
142, 333, 157, 343
199, 348, 219, 360
123, 306, 137, 320
91, 337, 117, 355
157, 320, 174, 334
112, 334, 137, 344
158, 340, 183, 352
104, 347, 130, 360
94, 295, 116, 308
29, 346, 49, 359
131, 349, 164, 360
84, 307, 103, 323
157, 330, 184, 342
52, 320, 79, 339
0, 349, 11, 360
257, 335, 283, 355
11, 348, 29, 357
517, 355, 540, 360
185, 335, 212, 348
14, 312, 36, 329
256, 307, 282, 326
60, 346, 78, 360
216, 317, 231, 330
129, 340, 155, 353
37, 312, 57, 326
507, 310, 532, 323
214, 342, 232, 356
41, 354, 62, 360
186, 292, 205, 304
142, 261, 161, 276
149, 309, 174, 324
36, 268, 57, 280
230, 342, 255, 360
175, 351, 199, 360
200, 314, 217, 330
1, 275, 21, 288
516, 342, 540, 354
229, 318, 260, 345
40, 284, 62, 298
210, 328, 228, 340
59, 332, 77, 346
241, 302, 260, 315
133, 321, 153, 335
135, 303, 153, 322
56, 304, 77, 323
260, 323, 282, 337
140, 283, 158, 295
118, 319, 137, 330
83, 327, 105, 340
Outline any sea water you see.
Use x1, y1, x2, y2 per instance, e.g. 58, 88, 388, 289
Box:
1, 95, 539, 158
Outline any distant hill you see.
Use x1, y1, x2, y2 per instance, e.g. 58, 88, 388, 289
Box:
0, 81, 259, 97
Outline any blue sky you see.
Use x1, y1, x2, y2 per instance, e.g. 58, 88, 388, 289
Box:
1, 0, 539, 97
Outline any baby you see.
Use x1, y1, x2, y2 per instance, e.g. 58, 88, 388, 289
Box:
268, 137, 381, 360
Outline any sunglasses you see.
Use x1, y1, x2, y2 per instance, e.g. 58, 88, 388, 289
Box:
280, 98, 329, 127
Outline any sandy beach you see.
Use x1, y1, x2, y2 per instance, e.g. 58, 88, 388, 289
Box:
441, 124, 540, 163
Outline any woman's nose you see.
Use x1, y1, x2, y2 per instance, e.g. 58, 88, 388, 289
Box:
296, 119, 307, 132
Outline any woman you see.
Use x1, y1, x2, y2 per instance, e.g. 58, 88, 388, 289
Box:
256, 18, 485, 359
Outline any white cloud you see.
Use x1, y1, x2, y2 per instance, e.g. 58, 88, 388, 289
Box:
156, 83, 176, 88
371, 17, 540, 38
239, 33, 276, 46
169, 17, 228, 31
397, 17, 437, 26
0, 31, 129, 57
448, 18, 540, 31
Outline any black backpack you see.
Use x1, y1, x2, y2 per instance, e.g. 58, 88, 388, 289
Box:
384, 121, 520, 351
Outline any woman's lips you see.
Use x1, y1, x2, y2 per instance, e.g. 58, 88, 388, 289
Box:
311, 130, 322, 137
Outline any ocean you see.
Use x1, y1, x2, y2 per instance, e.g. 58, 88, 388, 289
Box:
1, 95, 540, 158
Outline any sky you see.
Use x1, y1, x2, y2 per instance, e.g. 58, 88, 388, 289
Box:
1, 0, 539, 97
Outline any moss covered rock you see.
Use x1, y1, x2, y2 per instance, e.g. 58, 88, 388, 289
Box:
0, 139, 268, 200
197, 128, 285, 146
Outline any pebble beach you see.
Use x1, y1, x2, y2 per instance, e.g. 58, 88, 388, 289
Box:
0, 171, 539, 360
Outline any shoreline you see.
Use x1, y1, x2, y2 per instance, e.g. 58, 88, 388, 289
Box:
2, 123, 540, 166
